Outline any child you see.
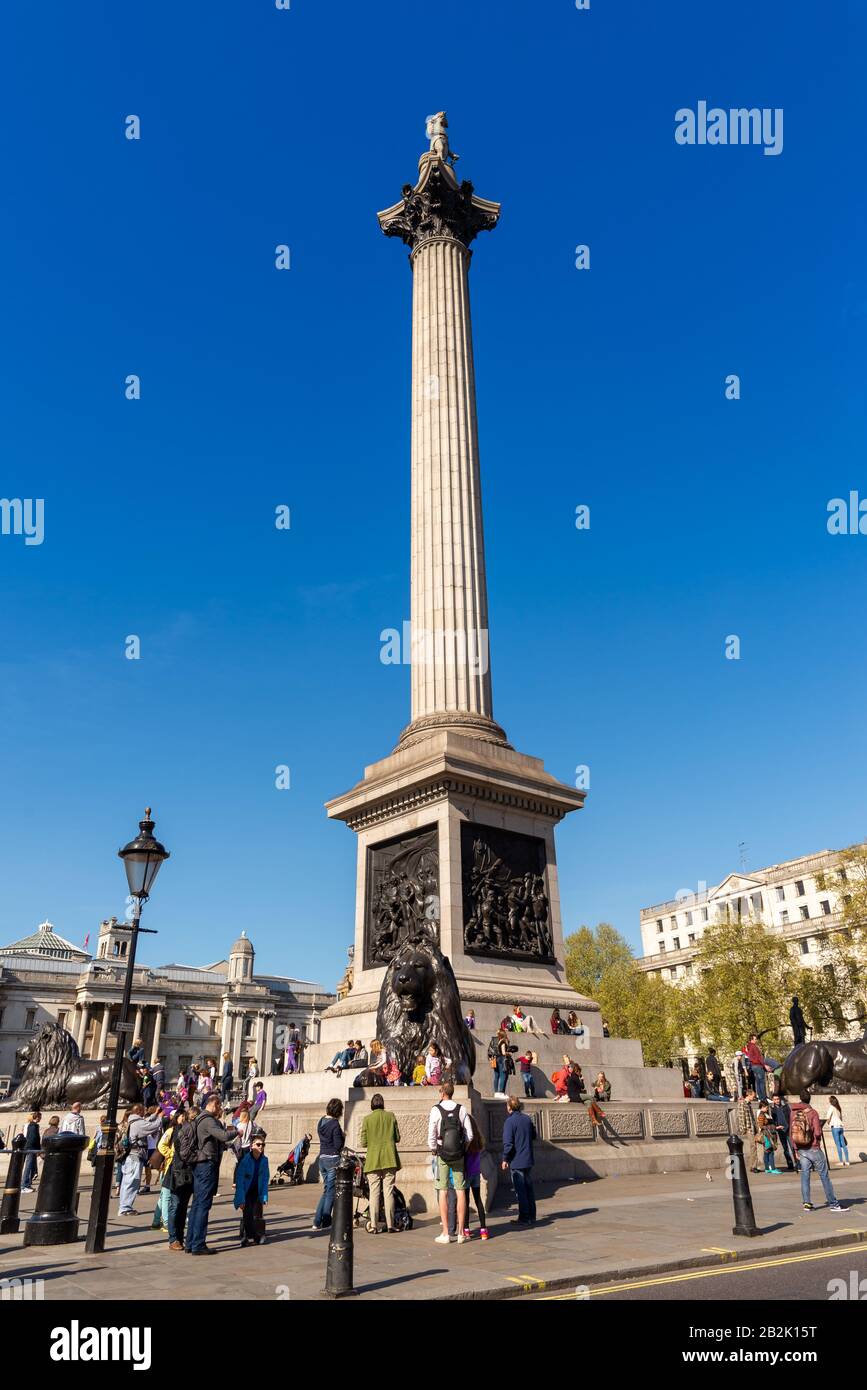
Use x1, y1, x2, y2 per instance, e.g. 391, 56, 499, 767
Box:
233, 1129, 270, 1246
385, 1057, 402, 1086
552, 1055, 571, 1102
463, 1115, 489, 1240
424, 1043, 444, 1087
517, 1050, 536, 1098
412, 1054, 426, 1086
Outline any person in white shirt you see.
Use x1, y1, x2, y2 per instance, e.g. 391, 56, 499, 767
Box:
826, 1096, 850, 1165
59, 1102, 86, 1138
427, 1081, 473, 1244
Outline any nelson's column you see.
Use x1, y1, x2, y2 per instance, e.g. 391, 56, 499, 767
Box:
313, 114, 601, 1082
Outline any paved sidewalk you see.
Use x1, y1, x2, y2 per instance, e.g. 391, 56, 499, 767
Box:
2, 1163, 865, 1301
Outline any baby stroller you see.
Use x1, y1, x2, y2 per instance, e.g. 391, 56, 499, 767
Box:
271, 1134, 310, 1186
351, 1153, 413, 1232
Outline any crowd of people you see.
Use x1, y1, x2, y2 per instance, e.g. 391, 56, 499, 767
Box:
110, 1085, 273, 1253
736, 1085, 851, 1212
12, 993, 855, 1265
306, 1081, 538, 1242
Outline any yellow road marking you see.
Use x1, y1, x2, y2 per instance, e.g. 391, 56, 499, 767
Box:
506, 1274, 547, 1290
539, 1240, 867, 1299
700, 1246, 738, 1259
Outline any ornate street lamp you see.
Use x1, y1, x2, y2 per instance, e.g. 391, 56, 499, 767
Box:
84, 808, 170, 1255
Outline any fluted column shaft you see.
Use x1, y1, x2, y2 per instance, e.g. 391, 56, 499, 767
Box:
410, 235, 492, 726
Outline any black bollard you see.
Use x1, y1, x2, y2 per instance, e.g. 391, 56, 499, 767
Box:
727, 1134, 759, 1237
0, 1135, 27, 1235
322, 1150, 358, 1299
23, 1132, 87, 1247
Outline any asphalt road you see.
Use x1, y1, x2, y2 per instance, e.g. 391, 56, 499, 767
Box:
541, 1243, 867, 1300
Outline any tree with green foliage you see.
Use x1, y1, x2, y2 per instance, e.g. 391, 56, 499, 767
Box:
674, 916, 800, 1057
563, 922, 682, 1067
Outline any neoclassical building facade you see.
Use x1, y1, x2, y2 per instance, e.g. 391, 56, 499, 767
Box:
637, 845, 863, 1027
0, 915, 333, 1088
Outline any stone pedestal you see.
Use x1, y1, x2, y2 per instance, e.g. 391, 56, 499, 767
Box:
319, 727, 592, 1063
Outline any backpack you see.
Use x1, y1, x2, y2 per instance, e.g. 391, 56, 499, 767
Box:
114, 1128, 131, 1162
175, 1116, 201, 1168
437, 1104, 466, 1164
790, 1109, 814, 1149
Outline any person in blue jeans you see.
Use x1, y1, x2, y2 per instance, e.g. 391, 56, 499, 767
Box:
313, 1098, 344, 1230
790, 1092, 848, 1213
325, 1043, 357, 1074
184, 1093, 242, 1255
501, 1095, 537, 1225
825, 1096, 850, 1165
21, 1112, 41, 1193
493, 1032, 511, 1098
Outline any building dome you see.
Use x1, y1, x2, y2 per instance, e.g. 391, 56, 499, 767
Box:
228, 930, 254, 981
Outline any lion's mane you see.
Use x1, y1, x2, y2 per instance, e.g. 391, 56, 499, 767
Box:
376, 932, 475, 1082
0, 1022, 78, 1110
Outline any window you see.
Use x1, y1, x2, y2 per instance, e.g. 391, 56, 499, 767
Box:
209, 1017, 219, 1035
244, 1018, 254, 1038
184, 1017, 192, 1036
179, 1055, 192, 1074
658, 942, 666, 954
670, 916, 677, 928
0, 1008, 4, 1029
800, 940, 810, 955
672, 937, 680, 950
751, 893, 763, 915
25, 1009, 36, 1029
775, 886, 785, 902
799, 906, 810, 921
795, 880, 805, 896
58, 1011, 68, 1029
685, 911, 693, 926
700, 907, 708, 922
656, 920, 663, 931
839, 868, 848, 882
669, 967, 677, 979
820, 900, 831, 916
688, 933, 695, 944
780, 910, 789, 923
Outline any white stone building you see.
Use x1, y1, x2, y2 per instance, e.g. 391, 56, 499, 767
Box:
637, 846, 862, 1019
0, 916, 333, 1089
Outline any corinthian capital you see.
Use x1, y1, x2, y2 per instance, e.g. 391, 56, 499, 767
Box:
378, 126, 500, 252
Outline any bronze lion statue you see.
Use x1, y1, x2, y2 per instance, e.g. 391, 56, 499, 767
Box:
780, 1036, 867, 1096
0, 1021, 141, 1111
376, 929, 475, 1082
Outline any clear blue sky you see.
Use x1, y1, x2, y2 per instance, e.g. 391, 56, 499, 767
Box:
1, 1, 864, 984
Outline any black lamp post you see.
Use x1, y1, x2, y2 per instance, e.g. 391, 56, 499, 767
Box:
84, 808, 170, 1255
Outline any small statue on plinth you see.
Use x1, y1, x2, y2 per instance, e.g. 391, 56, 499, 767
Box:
425, 111, 459, 167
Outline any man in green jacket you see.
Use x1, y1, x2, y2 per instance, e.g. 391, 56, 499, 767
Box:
360, 1094, 401, 1233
